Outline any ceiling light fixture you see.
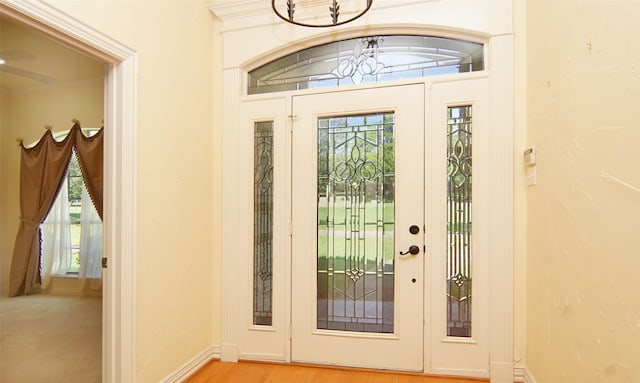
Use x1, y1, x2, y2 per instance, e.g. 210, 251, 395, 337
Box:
272, 0, 373, 28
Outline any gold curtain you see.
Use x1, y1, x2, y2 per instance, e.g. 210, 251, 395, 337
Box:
9, 123, 104, 297
73, 126, 103, 220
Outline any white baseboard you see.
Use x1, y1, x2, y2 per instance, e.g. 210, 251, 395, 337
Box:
44, 276, 102, 297
220, 343, 239, 362
514, 365, 538, 383
427, 367, 489, 379
490, 362, 514, 383
239, 352, 287, 362
161, 345, 221, 383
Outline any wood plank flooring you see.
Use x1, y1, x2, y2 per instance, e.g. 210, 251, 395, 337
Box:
186, 361, 488, 383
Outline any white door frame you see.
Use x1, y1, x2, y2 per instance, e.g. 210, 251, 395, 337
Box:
426, 76, 490, 377
236, 75, 495, 377
211, 1, 514, 381
290, 84, 426, 371
0, 1, 138, 382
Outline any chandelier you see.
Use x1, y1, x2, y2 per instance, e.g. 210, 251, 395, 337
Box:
272, 0, 373, 28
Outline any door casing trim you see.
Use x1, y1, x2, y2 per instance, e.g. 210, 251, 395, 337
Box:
211, 2, 514, 381
0, 1, 138, 382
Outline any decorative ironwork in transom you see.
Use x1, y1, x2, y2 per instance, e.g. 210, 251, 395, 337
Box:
248, 35, 484, 94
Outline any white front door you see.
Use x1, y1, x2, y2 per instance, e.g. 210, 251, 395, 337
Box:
234, 78, 489, 373
291, 84, 425, 371
289, 78, 489, 374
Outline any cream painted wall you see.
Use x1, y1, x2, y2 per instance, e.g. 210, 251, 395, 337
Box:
41, 1, 220, 382
0, 91, 8, 295
527, 1, 640, 382
0, 81, 104, 296
211, 11, 223, 355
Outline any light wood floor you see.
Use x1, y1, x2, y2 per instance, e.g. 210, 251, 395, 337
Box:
186, 361, 488, 383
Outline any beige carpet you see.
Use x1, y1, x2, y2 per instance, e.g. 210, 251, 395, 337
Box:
0, 294, 101, 383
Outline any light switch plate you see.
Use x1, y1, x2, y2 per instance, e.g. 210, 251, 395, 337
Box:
524, 147, 536, 166
527, 166, 537, 186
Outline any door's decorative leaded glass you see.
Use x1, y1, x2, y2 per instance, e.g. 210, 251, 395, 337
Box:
317, 112, 395, 333
248, 35, 484, 94
446, 106, 472, 337
254, 121, 274, 326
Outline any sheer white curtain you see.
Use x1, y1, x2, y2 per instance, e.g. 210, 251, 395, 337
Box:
40, 178, 72, 288
78, 184, 103, 290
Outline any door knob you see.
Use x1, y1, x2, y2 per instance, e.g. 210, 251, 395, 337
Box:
399, 245, 420, 256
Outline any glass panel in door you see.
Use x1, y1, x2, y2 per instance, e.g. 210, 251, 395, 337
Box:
254, 121, 274, 326
291, 84, 424, 371
317, 113, 395, 333
427, 78, 489, 373
446, 106, 473, 338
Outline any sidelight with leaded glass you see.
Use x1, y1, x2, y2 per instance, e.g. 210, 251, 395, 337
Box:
446, 105, 473, 337
254, 121, 274, 326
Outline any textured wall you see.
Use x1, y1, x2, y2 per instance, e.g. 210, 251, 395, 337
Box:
527, 1, 640, 381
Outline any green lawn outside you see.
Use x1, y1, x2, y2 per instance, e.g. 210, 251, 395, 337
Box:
68, 204, 81, 273
318, 201, 394, 226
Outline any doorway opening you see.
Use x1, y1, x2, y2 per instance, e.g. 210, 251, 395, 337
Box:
0, 2, 137, 382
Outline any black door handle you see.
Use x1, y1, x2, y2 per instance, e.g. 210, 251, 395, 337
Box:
399, 245, 420, 256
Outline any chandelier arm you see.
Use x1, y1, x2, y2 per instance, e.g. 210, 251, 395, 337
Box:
271, 0, 373, 28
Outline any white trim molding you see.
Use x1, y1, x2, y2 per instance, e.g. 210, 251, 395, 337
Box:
105, 51, 138, 383
210, 1, 516, 381
220, 67, 242, 362
161, 345, 221, 383
514, 365, 538, 383
488, 33, 515, 383
0, 1, 138, 382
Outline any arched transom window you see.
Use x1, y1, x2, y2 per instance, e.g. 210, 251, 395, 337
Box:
248, 35, 484, 94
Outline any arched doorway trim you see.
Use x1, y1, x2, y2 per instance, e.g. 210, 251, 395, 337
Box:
240, 24, 491, 75
247, 33, 485, 95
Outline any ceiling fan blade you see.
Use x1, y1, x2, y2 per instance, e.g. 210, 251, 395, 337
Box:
0, 50, 36, 61
0, 64, 55, 84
